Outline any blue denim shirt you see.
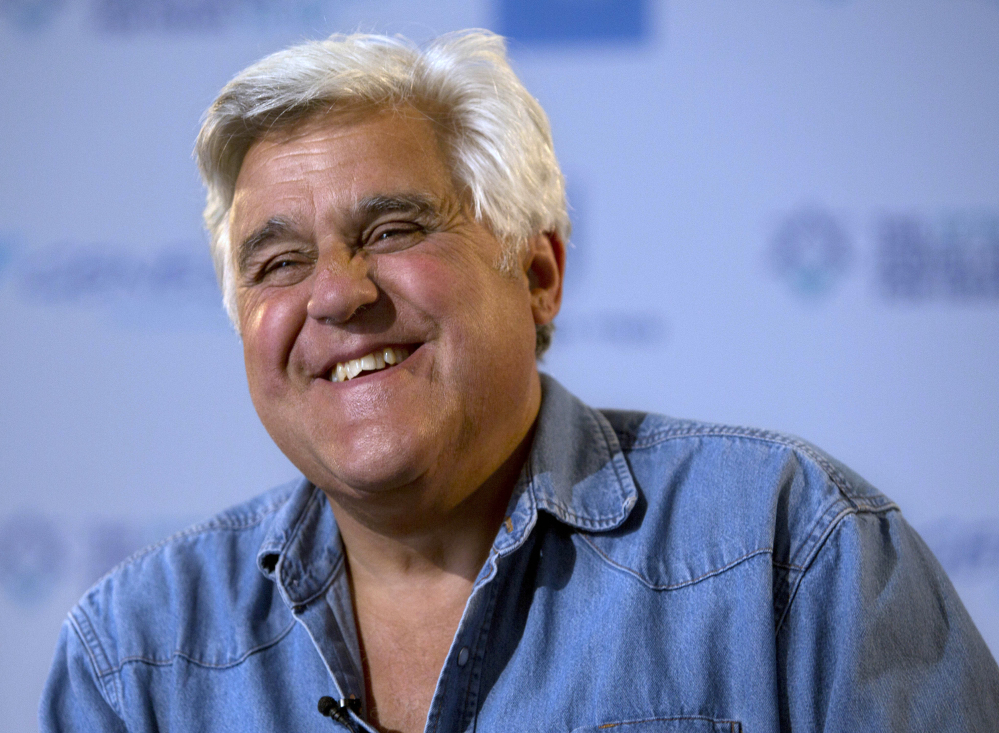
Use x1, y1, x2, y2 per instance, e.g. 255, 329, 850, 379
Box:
41, 376, 999, 732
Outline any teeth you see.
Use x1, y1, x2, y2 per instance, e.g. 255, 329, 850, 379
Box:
331, 346, 411, 382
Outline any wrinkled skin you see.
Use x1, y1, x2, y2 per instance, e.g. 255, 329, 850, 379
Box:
229, 106, 564, 531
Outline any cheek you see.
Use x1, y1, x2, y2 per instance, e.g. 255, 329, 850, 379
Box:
385, 251, 537, 389
239, 288, 308, 396
386, 252, 467, 317
386, 250, 527, 329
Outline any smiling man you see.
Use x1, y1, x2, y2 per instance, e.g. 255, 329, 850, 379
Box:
41, 30, 998, 733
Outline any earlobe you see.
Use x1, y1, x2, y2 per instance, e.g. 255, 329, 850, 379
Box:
526, 231, 566, 326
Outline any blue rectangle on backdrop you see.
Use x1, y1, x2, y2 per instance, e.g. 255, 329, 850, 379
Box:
499, 0, 647, 44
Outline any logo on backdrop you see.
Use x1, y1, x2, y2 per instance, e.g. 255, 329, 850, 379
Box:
0, 0, 346, 32
0, 512, 195, 606
499, 0, 648, 44
92, 0, 331, 33
0, 238, 228, 329
768, 207, 999, 304
878, 212, 999, 301
0, 0, 64, 30
920, 518, 999, 579
769, 206, 853, 298
554, 177, 667, 348
20, 242, 218, 303
0, 513, 68, 605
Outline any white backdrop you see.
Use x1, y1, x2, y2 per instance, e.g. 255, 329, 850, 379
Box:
2, 0, 998, 728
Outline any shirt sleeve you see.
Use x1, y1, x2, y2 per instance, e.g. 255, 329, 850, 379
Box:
39, 618, 129, 733
777, 507, 999, 731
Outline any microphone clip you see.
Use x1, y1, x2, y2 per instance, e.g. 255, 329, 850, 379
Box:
318, 694, 362, 729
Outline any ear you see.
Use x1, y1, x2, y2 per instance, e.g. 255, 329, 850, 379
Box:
524, 231, 566, 327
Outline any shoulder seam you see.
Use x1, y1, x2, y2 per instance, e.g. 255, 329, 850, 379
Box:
774, 501, 899, 634
68, 608, 123, 716
84, 488, 295, 595
623, 423, 893, 511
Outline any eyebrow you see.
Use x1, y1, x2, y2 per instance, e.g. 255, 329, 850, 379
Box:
236, 216, 296, 274
235, 193, 446, 273
350, 193, 442, 225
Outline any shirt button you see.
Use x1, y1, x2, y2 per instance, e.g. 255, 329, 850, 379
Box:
457, 646, 470, 667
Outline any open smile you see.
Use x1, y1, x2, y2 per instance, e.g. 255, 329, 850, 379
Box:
330, 345, 415, 382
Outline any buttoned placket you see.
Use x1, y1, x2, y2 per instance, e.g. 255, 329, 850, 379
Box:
421, 553, 501, 733
291, 531, 528, 733
421, 480, 541, 733
293, 591, 376, 733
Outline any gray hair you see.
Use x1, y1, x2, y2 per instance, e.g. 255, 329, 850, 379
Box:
195, 29, 568, 356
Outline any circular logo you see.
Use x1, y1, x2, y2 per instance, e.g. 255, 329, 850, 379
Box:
770, 207, 853, 298
0, 513, 67, 606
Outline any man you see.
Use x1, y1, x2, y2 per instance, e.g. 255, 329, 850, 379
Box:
41, 30, 999, 732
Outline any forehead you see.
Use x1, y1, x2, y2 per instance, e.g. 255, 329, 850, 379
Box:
231, 107, 454, 226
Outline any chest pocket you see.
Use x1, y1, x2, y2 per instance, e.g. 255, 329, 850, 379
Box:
572, 717, 742, 733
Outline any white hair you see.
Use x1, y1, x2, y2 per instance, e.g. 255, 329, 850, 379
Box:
195, 29, 568, 355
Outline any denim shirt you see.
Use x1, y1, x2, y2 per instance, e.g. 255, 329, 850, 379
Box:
41, 376, 999, 732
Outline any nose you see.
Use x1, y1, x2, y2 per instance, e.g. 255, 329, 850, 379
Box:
306, 249, 379, 324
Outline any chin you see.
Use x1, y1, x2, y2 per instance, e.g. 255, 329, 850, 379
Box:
305, 433, 439, 498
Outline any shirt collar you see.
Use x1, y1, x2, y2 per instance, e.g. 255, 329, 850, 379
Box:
257, 480, 343, 607
493, 374, 638, 555
257, 374, 639, 597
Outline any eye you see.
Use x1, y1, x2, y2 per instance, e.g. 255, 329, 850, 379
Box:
366, 223, 426, 253
252, 253, 313, 285
265, 257, 299, 272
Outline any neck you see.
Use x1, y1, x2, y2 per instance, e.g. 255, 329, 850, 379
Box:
326, 418, 535, 588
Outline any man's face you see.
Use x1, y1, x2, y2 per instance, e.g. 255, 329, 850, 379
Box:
229, 107, 561, 510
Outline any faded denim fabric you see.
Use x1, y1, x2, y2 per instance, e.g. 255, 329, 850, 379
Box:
41, 376, 999, 732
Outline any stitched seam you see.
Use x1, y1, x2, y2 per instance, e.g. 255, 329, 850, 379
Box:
68, 611, 123, 716
591, 716, 741, 729
625, 425, 894, 509
534, 497, 629, 527
774, 505, 858, 632
529, 406, 631, 529
69, 606, 112, 675
594, 409, 634, 511
458, 576, 499, 731
774, 503, 898, 633
85, 490, 295, 593
295, 551, 344, 607
427, 581, 503, 733
792, 501, 898, 574
578, 536, 773, 590
99, 618, 297, 674
772, 559, 807, 571
279, 487, 344, 605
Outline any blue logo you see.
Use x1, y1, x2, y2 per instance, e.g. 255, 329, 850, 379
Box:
0, 513, 68, 605
92, 0, 330, 33
0, 0, 64, 30
19, 241, 218, 301
920, 518, 999, 578
769, 206, 853, 298
83, 519, 145, 586
11, 241, 227, 330
554, 310, 667, 346
877, 212, 999, 301
499, 0, 647, 44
